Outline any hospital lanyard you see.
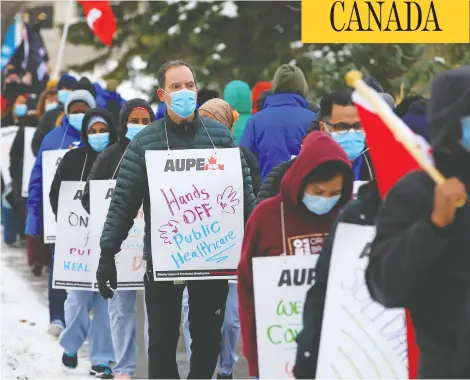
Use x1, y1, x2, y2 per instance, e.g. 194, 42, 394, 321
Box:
163, 118, 217, 151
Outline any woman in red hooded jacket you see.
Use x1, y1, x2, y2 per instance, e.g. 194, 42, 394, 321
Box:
238, 131, 353, 377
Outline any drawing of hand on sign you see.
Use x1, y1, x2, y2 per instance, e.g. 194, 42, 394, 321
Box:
217, 186, 239, 214
158, 220, 179, 244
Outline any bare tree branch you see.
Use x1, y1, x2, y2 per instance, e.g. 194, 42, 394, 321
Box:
285, 4, 301, 12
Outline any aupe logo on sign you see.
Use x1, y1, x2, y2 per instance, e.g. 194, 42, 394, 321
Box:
301, 0, 470, 43
164, 155, 225, 172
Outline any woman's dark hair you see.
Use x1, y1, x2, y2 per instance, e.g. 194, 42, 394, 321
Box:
303, 160, 347, 184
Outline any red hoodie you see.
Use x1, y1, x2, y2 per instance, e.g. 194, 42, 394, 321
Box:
238, 131, 353, 376
251, 81, 272, 114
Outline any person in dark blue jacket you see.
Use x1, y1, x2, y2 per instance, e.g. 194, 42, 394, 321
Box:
25, 89, 96, 336
96, 79, 125, 125
240, 64, 316, 181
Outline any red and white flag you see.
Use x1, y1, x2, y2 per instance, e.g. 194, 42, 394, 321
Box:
78, 1, 117, 47
353, 87, 428, 378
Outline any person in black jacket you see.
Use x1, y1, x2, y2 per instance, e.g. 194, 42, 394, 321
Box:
49, 108, 117, 216
293, 180, 380, 378
81, 98, 154, 379
49, 107, 117, 378
81, 98, 155, 214
366, 66, 470, 378
7, 93, 38, 247
31, 74, 77, 156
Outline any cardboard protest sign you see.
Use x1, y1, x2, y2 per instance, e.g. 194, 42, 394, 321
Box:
316, 223, 407, 378
42, 149, 67, 243
22, 127, 35, 197
253, 255, 319, 378
0, 126, 19, 186
52, 181, 94, 289
90, 180, 145, 290
146, 148, 244, 281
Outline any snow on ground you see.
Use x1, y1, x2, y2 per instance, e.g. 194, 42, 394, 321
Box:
1, 261, 91, 379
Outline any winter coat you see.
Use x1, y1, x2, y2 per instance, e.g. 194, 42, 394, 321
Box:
49, 108, 117, 217
238, 132, 353, 377
9, 115, 38, 207
294, 181, 381, 378
81, 98, 156, 213
96, 89, 125, 124
240, 146, 261, 196
25, 116, 83, 236
256, 159, 293, 205
240, 93, 316, 181
366, 66, 470, 378
224, 80, 252, 143
99, 111, 256, 261
32, 106, 63, 156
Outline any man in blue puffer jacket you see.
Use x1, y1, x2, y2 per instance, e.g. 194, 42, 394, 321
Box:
26, 89, 96, 336
240, 64, 316, 181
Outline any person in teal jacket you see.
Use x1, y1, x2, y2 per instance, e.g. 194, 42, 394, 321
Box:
224, 80, 252, 143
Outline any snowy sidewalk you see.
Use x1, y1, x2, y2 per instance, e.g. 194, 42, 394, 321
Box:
1, 245, 91, 379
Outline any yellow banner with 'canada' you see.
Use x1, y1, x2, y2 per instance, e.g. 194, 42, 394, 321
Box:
302, 0, 470, 43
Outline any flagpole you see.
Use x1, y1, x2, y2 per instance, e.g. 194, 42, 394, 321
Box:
52, 0, 74, 79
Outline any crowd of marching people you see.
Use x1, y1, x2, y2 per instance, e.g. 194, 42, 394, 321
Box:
2, 57, 470, 380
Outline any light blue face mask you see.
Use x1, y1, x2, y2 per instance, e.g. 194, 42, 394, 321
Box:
125, 123, 147, 141
58, 89, 71, 104
302, 193, 341, 215
88, 132, 110, 152
461, 116, 470, 151
14, 104, 28, 117
45, 102, 58, 112
69, 113, 85, 131
165, 89, 197, 118
331, 130, 366, 161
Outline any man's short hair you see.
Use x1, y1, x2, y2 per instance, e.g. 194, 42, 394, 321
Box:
157, 60, 197, 89
320, 90, 354, 120
304, 91, 354, 135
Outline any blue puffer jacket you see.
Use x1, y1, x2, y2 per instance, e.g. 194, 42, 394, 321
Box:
25, 116, 83, 236
240, 93, 316, 181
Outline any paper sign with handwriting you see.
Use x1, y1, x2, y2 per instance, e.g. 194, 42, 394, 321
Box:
0, 126, 19, 186
53, 181, 95, 290
316, 223, 407, 378
90, 180, 145, 290
146, 148, 244, 281
42, 150, 68, 243
253, 255, 319, 378
22, 127, 35, 197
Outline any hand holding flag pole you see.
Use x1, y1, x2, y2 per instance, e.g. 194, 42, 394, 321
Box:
345, 70, 466, 207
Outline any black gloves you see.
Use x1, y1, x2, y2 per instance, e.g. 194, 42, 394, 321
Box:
96, 254, 117, 299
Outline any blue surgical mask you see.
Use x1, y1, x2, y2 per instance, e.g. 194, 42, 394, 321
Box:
14, 104, 28, 117
165, 89, 197, 118
331, 130, 366, 161
69, 113, 85, 131
58, 89, 71, 104
461, 116, 470, 151
125, 123, 146, 141
88, 132, 110, 152
45, 102, 58, 112
302, 193, 341, 215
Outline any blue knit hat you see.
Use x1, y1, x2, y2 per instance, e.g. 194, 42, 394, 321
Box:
58, 74, 78, 90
